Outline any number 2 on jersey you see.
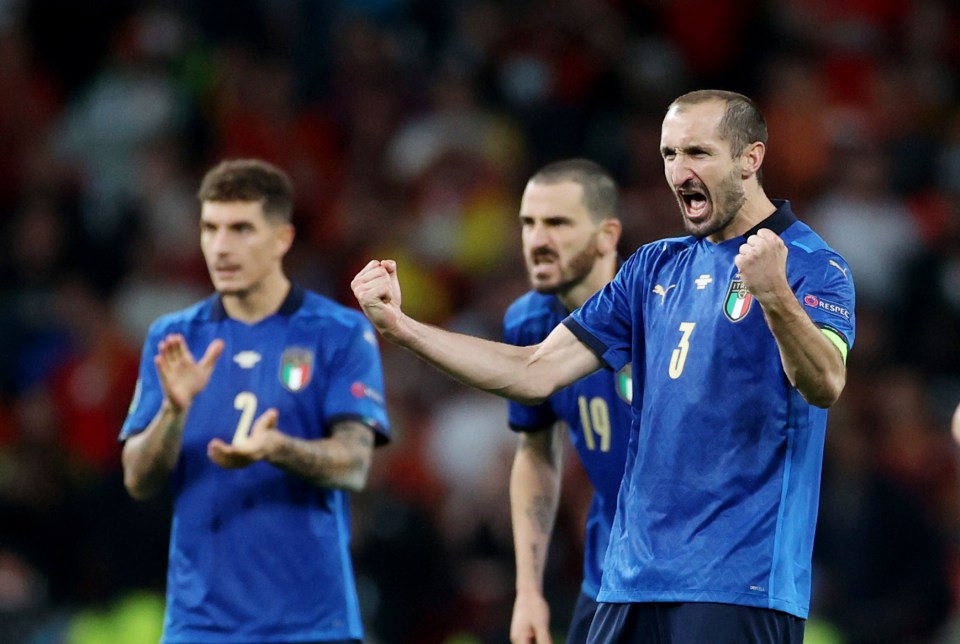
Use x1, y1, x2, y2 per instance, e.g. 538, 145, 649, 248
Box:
669, 322, 696, 379
232, 391, 258, 445
578, 396, 611, 452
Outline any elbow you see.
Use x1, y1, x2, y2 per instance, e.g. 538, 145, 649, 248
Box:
507, 373, 559, 407
123, 472, 158, 501
340, 466, 369, 493
331, 456, 371, 493
799, 372, 846, 409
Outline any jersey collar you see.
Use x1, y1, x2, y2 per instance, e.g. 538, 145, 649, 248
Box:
210, 283, 306, 321
741, 199, 796, 239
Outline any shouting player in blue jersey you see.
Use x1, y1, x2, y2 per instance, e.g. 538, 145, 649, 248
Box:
506, 159, 633, 644
353, 90, 853, 643
121, 159, 390, 644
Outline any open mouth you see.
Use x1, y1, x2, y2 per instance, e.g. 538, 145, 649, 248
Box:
678, 188, 709, 220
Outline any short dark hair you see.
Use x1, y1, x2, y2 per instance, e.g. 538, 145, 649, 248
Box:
528, 158, 619, 222
668, 90, 768, 158
197, 159, 294, 222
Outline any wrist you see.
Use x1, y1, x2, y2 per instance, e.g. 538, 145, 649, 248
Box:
261, 430, 288, 465
161, 397, 188, 416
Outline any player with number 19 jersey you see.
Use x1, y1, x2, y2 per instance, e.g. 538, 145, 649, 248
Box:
504, 291, 634, 600
120, 285, 390, 643
565, 201, 855, 618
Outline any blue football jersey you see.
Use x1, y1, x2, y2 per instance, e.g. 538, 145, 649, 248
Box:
565, 201, 855, 618
504, 292, 634, 599
121, 285, 390, 643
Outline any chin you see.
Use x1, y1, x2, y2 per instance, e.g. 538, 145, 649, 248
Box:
532, 281, 560, 294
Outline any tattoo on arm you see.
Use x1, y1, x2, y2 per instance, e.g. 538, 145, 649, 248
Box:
526, 495, 554, 535
272, 421, 375, 490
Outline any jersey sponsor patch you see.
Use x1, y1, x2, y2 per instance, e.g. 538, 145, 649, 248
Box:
803, 294, 851, 320
723, 278, 753, 322
350, 381, 384, 404
279, 347, 313, 391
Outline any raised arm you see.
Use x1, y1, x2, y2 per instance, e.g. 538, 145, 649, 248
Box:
736, 230, 846, 408
509, 425, 563, 644
122, 335, 224, 500
351, 260, 601, 404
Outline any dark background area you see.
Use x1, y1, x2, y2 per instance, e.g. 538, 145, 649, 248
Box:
0, 1, 959, 642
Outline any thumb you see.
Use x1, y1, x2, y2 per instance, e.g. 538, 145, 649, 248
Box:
381, 259, 397, 274
254, 408, 279, 431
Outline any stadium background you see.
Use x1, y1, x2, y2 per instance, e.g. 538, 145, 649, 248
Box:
0, 0, 959, 642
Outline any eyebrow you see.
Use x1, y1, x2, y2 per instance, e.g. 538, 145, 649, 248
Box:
661, 144, 711, 156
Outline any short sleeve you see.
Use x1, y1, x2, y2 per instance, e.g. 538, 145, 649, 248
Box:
323, 317, 391, 445
119, 323, 167, 441
567, 253, 641, 372
503, 308, 557, 432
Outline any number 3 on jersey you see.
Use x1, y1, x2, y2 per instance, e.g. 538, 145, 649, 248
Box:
578, 396, 611, 452
669, 322, 696, 379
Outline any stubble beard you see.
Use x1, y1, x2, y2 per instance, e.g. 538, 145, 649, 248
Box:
530, 240, 601, 296
682, 171, 746, 239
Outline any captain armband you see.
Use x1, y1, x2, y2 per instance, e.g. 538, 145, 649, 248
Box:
820, 327, 848, 364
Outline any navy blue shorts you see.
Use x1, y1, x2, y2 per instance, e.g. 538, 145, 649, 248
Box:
566, 591, 601, 644
586, 602, 805, 644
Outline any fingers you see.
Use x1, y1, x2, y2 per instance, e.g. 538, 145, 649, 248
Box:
252, 408, 279, 432
199, 339, 225, 370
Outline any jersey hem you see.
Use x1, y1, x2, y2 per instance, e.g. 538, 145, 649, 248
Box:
594, 589, 809, 619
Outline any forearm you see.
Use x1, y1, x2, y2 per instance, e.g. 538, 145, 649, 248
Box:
758, 290, 846, 407
510, 428, 563, 594
122, 400, 186, 500
265, 423, 374, 492
394, 315, 594, 405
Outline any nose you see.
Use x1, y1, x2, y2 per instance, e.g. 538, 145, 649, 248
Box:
205, 228, 231, 256
525, 221, 552, 249
667, 155, 693, 188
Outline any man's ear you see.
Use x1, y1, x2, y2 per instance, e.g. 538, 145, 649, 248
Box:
741, 141, 765, 180
598, 218, 622, 255
276, 222, 295, 257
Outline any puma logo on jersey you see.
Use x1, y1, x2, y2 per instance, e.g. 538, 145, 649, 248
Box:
828, 259, 849, 278
653, 284, 676, 303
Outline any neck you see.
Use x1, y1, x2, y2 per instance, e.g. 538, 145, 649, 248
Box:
707, 184, 777, 244
221, 273, 292, 323
558, 254, 618, 312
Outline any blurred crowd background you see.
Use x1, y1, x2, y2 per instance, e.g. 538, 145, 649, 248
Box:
0, 0, 959, 642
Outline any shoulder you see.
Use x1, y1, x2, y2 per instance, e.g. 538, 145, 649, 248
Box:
504, 291, 561, 328
619, 235, 694, 275
146, 294, 217, 337
784, 220, 850, 267
503, 291, 564, 343
296, 290, 376, 333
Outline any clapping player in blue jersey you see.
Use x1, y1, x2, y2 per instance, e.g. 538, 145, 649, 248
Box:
121, 159, 390, 644
505, 160, 633, 644
353, 90, 854, 643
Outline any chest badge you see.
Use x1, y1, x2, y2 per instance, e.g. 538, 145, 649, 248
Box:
723, 277, 754, 322
280, 347, 314, 392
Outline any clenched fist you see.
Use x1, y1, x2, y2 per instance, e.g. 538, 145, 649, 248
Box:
734, 228, 789, 303
351, 259, 405, 340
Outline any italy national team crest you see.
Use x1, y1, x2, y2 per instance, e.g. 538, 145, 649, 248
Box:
723, 278, 754, 322
279, 347, 314, 392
